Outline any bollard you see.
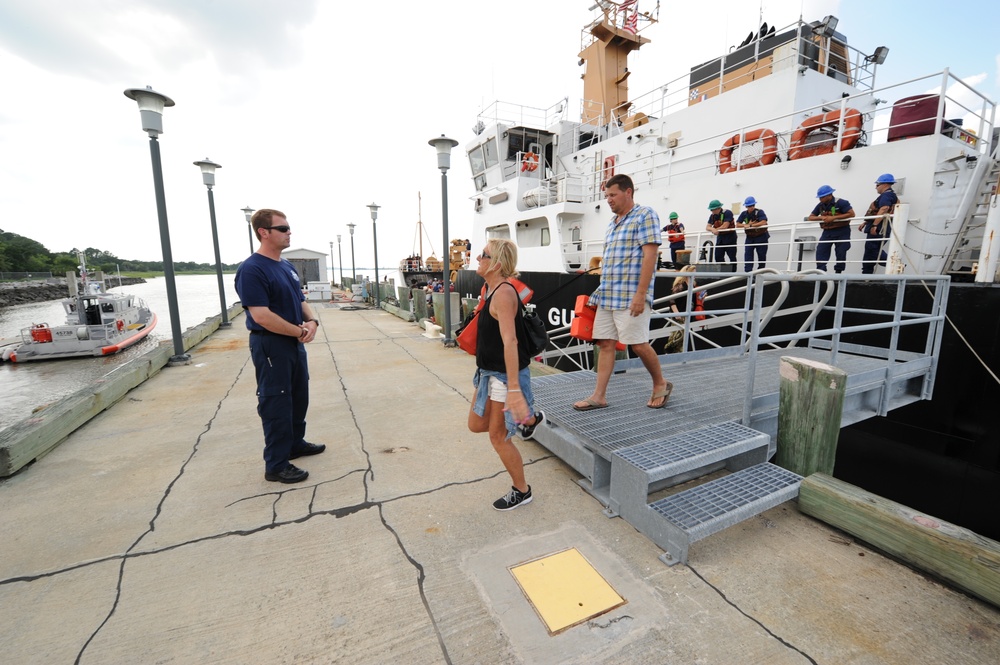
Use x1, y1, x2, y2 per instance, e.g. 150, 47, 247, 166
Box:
775, 356, 846, 476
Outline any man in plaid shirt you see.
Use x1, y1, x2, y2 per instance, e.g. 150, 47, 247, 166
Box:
573, 174, 673, 411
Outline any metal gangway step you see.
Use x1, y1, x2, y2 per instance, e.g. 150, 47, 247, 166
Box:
606, 422, 798, 565
647, 462, 802, 565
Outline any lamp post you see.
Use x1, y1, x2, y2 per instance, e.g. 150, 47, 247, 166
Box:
329, 241, 335, 287
428, 134, 459, 347
347, 222, 357, 285
193, 158, 230, 328
337, 234, 344, 286
123, 85, 190, 365
367, 203, 381, 307
241, 206, 255, 254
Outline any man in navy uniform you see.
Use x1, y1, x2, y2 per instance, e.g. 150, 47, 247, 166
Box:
808, 185, 855, 273
705, 199, 737, 267
860, 174, 899, 274
737, 196, 769, 272
235, 208, 326, 484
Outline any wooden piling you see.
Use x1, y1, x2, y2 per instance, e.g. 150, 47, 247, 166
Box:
775, 356, 846, 476
800, 473, 1000, 609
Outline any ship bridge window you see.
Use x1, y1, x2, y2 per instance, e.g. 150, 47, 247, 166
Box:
468, 137, 499, 192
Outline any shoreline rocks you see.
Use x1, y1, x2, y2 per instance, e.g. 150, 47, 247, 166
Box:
0, 277, 147, 308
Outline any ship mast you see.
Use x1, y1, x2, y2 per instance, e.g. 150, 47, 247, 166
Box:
413, 192, 436, 265
579, 1, 655, 127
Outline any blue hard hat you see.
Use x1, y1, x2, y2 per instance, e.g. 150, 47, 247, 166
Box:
875, 173, 896, 184
816, 185, 835, 198
744, 196, 757, 206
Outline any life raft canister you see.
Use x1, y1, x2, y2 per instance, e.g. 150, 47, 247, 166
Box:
718, 128, 778, 174
788, 108, 862, 161
30, 323, 53, 343
521, 152, 539, 172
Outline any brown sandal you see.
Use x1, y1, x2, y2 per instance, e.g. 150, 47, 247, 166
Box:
647, 381, 673, 409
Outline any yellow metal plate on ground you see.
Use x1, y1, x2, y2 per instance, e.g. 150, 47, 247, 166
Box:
509, 547, 627, 635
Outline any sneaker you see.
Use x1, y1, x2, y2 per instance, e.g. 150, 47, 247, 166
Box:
493, 486, 532, 511
520, 411, 544, 440
264, 463, 309, 484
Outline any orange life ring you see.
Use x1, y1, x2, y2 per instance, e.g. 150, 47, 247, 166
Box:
116, 319, 124, 331
788, 108, 862, 161
718, 128, 778, 174
600, 155, 616, 190
521, 152, 539, 172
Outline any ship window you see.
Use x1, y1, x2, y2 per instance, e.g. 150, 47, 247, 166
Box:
541, 227, 550, 246
474, 174, 487, 192
483, 138, 499, 168
486, 224, 511, 240
468, 146, 486, 174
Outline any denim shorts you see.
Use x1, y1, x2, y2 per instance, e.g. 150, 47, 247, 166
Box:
472, 367, 535, 439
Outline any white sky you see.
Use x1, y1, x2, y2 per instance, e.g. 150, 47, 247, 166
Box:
1, 0, 998, 272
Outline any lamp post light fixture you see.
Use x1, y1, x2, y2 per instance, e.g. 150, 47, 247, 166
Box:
367, 203, 381, 307
428, 134, 459, 347
241, 206, 255, 254
193, 158, 230, 328
123, 85, 190, 365
347, 222, 357, 282
337, 234, 344, 286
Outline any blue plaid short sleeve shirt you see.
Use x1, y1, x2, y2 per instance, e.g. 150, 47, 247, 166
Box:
590, 204, 661, 310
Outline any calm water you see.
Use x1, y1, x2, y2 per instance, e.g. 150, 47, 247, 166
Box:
0, 274, 240, 432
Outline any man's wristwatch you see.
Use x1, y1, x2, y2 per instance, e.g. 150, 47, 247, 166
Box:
306, 319, 319, 326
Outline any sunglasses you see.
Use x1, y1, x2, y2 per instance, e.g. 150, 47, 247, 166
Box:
478, 251, 491, 259
267, 225, 291, 233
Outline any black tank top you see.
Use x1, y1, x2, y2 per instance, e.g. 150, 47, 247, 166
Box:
476, 282, 530, 372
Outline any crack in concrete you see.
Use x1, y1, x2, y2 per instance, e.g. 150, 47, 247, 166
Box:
1, 315, 556, 663
688, 565, 818, 665
71, 356, 252, 664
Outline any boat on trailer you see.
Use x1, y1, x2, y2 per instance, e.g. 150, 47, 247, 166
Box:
5, 255, 157, 362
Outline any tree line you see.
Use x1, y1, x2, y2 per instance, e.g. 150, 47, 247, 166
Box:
0, 228, 242, 275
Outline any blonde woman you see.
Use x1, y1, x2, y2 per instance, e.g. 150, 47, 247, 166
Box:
467, 238, 543, 511
666, 266, 705, 353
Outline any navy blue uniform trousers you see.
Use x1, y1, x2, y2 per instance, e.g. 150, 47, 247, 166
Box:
250, 331, 309, 474
816, 226, 852, 273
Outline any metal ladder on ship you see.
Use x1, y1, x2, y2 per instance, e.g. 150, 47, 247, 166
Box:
944, 141, 1000, 276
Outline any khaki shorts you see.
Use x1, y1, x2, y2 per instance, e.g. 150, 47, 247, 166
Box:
593, 306, 652, 345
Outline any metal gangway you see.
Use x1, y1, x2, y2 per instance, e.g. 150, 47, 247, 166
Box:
530, 271, 949, 564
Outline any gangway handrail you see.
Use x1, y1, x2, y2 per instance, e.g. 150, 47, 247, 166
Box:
742, 272, 949, 423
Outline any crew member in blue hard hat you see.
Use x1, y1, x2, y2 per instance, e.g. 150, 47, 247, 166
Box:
662, 211, 686, 265
860, 174, 899, 274
705, 199, 736, 268
808, 185, 856, 273
737, 196, 769, 272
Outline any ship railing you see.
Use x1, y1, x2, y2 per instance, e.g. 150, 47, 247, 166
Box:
538, 271, 948, 423
576, 67, 993, 198
619, 18, 881, 130
571, 211, 907, 276
476, 99, 569, 133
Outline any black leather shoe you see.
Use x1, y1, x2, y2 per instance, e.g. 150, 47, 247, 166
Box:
290, 442, 326, 459
264, 463, 309, 484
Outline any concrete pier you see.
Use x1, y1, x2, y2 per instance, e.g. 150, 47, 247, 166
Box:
1, 303, 998, 664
